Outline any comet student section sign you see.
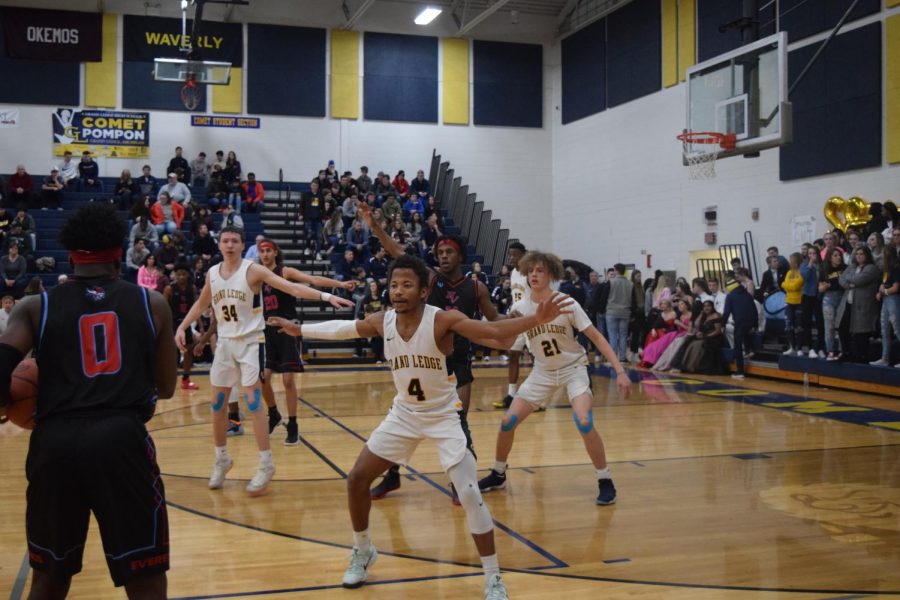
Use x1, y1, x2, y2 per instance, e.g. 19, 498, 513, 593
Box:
191, 115, 260, 129
53, 109, 150, 158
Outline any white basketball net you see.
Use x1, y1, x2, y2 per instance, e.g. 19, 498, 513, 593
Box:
683, 142, 718, 180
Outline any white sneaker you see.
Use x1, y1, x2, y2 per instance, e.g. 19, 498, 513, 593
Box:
731, 373, 745, 380
795, 349, 805, 357
246, 462, 276, 496
808, 349, 817, 359
894, 363, 900, 368
818, 351, 826, 359
208, 457, 233, 489
484, 573, 509, 600
782, 347, 794, 355
869, 358, 890, 367
342, 545, 378, 589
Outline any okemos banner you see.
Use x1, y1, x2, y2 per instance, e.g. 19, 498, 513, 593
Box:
52, 109, 150, 158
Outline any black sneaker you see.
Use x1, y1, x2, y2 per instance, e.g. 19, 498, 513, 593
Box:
596, 478, 617, 505
370, 467, 401, 500
284, 421, 299, 446
492, 395, 513, 410
268, 408, 283, 435
478, 469, 507, 492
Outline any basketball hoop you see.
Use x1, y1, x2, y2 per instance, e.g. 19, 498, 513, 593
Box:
677, 131, 737, 180
180, 75, 202, 111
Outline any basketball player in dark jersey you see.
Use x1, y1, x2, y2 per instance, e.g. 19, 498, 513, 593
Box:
0, 204, 177, 599
358, 203, 502, 501
257, 238, 354, 445
165, 263, 200, 390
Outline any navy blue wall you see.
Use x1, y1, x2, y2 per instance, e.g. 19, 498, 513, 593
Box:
697, 0, 776, 62
0, 25, 78, 105
606, 0, 661, 108
561, 18, 607, 124
473, 40, 542, 128
363, 32, 437, 123
779, 0, 879, 42
247, 24, 326, 117
780, 23, 881, 181
122, 61, 203, 112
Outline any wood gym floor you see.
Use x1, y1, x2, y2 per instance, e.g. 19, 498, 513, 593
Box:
1, 363, 898, 599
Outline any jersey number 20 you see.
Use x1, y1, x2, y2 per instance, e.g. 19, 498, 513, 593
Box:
78, 312, 122, 377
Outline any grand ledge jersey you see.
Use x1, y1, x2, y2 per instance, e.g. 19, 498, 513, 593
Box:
510, 297, 593, 370
209, 259, 265, 341
510, 268, 529, 305
383, 305, 461, 414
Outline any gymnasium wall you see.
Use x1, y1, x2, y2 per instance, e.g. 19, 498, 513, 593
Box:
551, 2, 900, 277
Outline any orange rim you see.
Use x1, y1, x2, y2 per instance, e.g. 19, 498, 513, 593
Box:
677, 131, 737, 150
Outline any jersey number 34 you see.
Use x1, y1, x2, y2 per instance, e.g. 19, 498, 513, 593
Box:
220, 304, 239, 322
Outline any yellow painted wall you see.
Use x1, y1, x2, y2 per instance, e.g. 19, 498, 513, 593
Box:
677, 0, 696, 81
442, 38, 469, 125
887, 14, 900, 164
212, 67, 242, 114
662, 0, 679, 88
84, 13, 117, 108
331, 30, 359, 120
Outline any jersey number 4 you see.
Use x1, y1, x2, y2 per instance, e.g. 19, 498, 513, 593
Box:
407, 378, 426, 402
78, 312, 122, 377
541, 338, 562, 357
220, 304, 239, 322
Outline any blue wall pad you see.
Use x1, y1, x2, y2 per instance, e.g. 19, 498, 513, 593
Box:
248, 24, 326, 117
697, 0, 776, 63
364, 32, 438, 123
606, 0, 661, 108
473, 40, 543, 128
778, 0, 879, 43
561, 18, 606, 124
0, 25, 78, 106
780, 22, 881, 181
779, 353, 900, 388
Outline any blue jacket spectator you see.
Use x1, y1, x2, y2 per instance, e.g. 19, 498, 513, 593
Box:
721, 282, 758, 378
335, 250, 359, 281
367, 248, 388, 282
404, 196, 425, 217
799, 262, 818, 297
77, 152, 102, 192
347, 221, 369, 260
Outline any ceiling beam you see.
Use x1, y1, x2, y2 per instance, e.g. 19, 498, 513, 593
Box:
457, 0, 512, 36
557, 0, 580, 26
342, 0, 377, 30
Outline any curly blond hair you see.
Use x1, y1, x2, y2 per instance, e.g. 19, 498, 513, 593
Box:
517, 251, 565, 282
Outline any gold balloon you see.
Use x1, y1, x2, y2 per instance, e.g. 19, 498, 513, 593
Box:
824, 196, 846, 231
823, 196, 872, 231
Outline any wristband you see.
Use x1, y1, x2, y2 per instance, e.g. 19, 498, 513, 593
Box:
320, 292, 333, 302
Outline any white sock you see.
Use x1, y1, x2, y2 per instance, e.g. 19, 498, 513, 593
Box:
481, 553, 500, 579
353, 529, 372, 553
493, 461, 508, 475
596, 467, 611, 480
215, 446, 229, 460
259, 449, 273, 465
507, 384, 518, 396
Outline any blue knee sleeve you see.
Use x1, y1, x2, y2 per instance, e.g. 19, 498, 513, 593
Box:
500, 414, 518, 432
573, 411, 593, 434
212, 392, 226, 412
246, 389, 262, 413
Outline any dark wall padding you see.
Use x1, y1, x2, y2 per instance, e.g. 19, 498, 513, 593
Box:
780, 23, 881, 181
247, 24, 326, 117
606, 0, 660, 108
0, 24, 78, 105
364, 32, 437, 123
473, 40, 542, 128
697, 0, 776, 63
561, 18, 606, 124
123, 60, 203, 112
778, 0, 879, 43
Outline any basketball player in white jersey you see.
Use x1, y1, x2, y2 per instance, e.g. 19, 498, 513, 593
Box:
175, 226, 354, 496
267, 254, 572, 599
479, 251, 631, 505
494, 242, 529, 410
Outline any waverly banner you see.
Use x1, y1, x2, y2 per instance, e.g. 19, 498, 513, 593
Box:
0, 7, 102, 61
52, 109, 150, 159
123, 15, 242, 66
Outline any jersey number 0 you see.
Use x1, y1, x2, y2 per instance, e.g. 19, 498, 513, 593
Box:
78, 312, 122, 377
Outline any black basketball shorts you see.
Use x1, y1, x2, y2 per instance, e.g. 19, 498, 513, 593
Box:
25, 413, 169, 587
264, 325, 305, 373
446, 349, 473, 389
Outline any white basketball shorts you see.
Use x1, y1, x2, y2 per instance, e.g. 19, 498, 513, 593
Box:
366, 404, 468, 472
517, 362, 591, 408
210, 335, 266, 388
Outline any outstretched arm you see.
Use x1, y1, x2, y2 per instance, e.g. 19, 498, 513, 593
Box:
283, 266, 355, 292
444, 292, 572, 342
358, 203, 406, 258
250, 263, 355, 309
267, 312, 384, 339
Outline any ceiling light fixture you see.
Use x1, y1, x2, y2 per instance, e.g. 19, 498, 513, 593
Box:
415, 6, 442, 25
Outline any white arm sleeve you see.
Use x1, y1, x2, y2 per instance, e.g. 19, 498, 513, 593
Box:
300, 320, 360, 340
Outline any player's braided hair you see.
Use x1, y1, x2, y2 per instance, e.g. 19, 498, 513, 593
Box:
58, 203, 126, 251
